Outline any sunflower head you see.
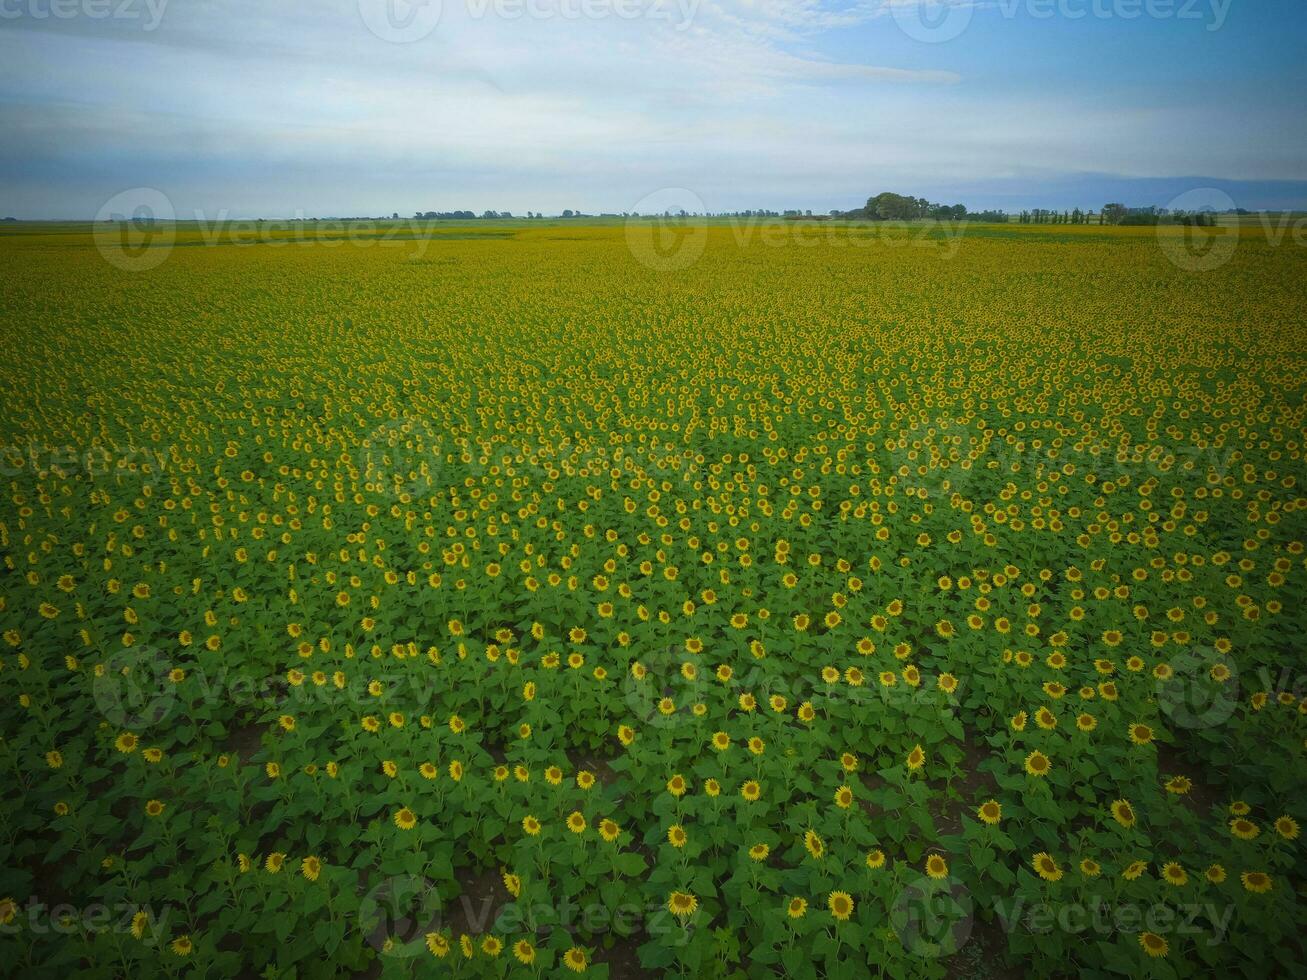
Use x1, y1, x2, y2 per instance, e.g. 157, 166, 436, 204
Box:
1139, 932, 1168, 958
804, 829, 825, 859
1024, 751, 1051, 777
512, 939, 536, 964
563, 947, 588, 973
1032, 852, 1063, 882
1111, 799, 1136, 828
1229, 818, 1259, 840
827, 891, 853, 921
925, 854, 948, 879
668, 891, 698, 920
1241, 871, 1272, 893
978, 800, 1002, 825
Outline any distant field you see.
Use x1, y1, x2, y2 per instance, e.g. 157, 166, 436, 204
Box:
1219, 212, 1307, 226
0, 221, 1304, 978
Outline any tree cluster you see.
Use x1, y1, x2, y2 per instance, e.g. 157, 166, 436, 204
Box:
858, 192, 967, 221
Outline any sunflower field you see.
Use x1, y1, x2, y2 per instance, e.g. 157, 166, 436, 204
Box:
0, 218, 1304, 978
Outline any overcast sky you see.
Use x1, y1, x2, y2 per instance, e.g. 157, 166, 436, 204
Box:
2, 0, 1305, 217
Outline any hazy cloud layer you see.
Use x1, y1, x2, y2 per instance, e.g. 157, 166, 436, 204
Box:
0, 0, 1304, 216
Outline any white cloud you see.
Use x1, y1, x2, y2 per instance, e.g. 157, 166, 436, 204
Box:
0, 0, 1301, 215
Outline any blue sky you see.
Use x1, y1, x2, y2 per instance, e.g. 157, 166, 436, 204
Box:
1, 0, 1304, 217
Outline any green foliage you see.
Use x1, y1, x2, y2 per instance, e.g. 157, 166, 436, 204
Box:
0, 221, 1303, 977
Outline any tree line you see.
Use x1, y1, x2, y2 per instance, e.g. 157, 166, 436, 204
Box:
826, 193, 1005, 223
405, 196, 1224, 225
1020, 204, 1219, 226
